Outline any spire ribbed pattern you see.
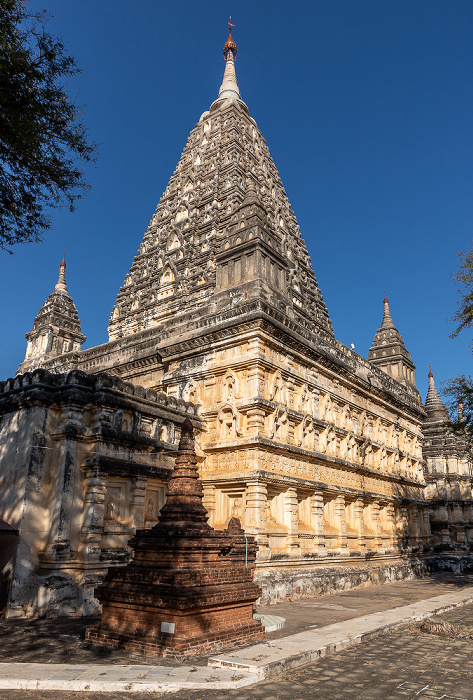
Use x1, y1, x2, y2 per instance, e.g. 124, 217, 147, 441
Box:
368, 294, 417, 388
381, 296, 395, 330
18, 258, 86, 373
108, 26, 334, 342
425, 371, 450, 421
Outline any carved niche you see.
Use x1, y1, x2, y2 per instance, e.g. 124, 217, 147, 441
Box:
270, 407, 288, 442
298, 415, 315, 450
269, 370, 285, 403
217, 403, 241, 440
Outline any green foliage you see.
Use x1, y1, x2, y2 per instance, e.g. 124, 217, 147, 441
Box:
0, 0, 97, 252
441, 374, 473, 456
450, 242, 473, 340
447, 244, 473, 452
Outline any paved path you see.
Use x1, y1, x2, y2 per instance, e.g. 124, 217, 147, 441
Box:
0, 576, 473, 695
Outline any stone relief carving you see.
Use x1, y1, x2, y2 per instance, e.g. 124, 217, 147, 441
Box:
298, 415, 315, 450
298, 384, 309, 413
121, 411, 133, 432
270, 407, 288, 441
320, 394, 333, 422
222, 370, 238, 401
105, 497, 115, 521
360, 439, 374, 468
269, 371, 285, 403
184, 380, 199, 404
217, 403, 241, 440
342, 432, 357, 462
320, 426, 337, 455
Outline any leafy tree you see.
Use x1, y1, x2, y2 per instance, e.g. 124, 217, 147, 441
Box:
450, 242, 473, 340
438, 244, 473, 454
441, 375, 473, 457
0, 0, 96, 252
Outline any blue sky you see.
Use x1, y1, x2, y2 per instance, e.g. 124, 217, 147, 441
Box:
2, 0, 472, 402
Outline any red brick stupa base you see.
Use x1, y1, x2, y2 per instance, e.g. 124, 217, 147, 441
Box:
86, 419, 264, 657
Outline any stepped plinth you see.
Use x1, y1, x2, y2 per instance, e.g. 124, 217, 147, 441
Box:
86, 419, 264, 657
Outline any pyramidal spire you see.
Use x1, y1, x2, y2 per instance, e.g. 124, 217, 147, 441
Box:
218, 21, 240, 101
18, 256, 86, 374
425, 367, 450, 421
381, 291, 395, 329
55, 254, 68, 292
108, 24, 334, 342
368, 294, 417, 389
154, 419, 210, 529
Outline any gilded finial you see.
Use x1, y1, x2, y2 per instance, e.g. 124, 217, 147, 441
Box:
223, 18, 237, 60
428, 364, 433, 379
383, 289, 388, 304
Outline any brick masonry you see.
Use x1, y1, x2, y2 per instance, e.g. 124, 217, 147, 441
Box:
86, 419, 264, 656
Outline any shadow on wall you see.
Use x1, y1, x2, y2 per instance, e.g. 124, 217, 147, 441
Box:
0, 520, 19, 617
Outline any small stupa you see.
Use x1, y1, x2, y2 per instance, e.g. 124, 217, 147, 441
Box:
86, 418, 264, 657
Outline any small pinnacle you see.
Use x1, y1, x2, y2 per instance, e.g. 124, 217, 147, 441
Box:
218, 22, 240, 100
425, 367, 449, 420
380, 294, 395, 330
55, 254, 68, 292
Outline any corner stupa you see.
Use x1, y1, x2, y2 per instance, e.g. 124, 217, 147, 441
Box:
368, 293, 417, 389
18, 256, 86, 374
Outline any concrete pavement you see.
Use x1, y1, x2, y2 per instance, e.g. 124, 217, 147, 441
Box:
1, 578, 473, 694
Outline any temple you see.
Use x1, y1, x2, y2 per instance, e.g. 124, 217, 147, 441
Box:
423, 369, 473, 550
1, 25, 472, 618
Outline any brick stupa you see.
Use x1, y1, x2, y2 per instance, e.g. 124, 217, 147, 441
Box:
86, 418, 264, 656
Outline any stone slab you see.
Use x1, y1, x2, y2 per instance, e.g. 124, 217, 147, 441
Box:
0, 586, 472, 692
208, 586, 473, 678
254, 614, 286, 632
0, 664, 254, 692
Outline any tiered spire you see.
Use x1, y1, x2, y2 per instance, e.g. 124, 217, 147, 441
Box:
368, 293, 417, 389
381, 291, 395, 329
425, 367, 450, 421
156, 418, 210, 529
108, 24, 333, 342
18, 256, 86, 374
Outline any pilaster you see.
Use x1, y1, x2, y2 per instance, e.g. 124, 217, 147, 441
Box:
371, 501, 382, 549
202, 484, 216, 526
79, 468, 108, 563
246, 408, 266, 437
131, 476, 148, 530
284, 487, 300, 554
385, 503, 396, 549
354, 498, 365, 552
244, 480, 270, 560
42, 404, 84, 562
334, 494, 347, 551
310, 490, 325, 554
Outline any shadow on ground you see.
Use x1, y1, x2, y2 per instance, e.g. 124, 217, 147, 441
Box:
1, 571, 473, 666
